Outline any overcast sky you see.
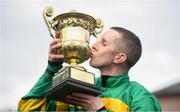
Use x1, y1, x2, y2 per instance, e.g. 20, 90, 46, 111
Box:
1, 0, 180, 110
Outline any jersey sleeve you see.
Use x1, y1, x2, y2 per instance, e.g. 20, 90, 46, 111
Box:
130, 83, 161, 111
18, 62, 69, 111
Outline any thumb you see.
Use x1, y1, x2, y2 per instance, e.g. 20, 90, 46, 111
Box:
55, 31, 60, 39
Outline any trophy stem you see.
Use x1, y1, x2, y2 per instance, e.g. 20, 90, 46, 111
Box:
67, 61, 87, 71
68, 58, 78, 65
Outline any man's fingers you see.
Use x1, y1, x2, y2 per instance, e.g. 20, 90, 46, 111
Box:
49, 40, 62, 54
50, 39, 59, 46
66, 99, 87, 107
55, 32, 60, 39
66, 95, 88, 106
71, 93, 91, 99
66, 95, 86, 102
66, 94, 103, 111
48, 54, 65, 61
50, 43, 62, 50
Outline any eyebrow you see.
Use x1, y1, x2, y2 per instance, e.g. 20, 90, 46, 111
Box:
101, 38, 107, 43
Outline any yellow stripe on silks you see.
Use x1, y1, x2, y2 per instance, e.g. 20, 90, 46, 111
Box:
101, 98, 130, 112
41, 104, 46, 111
56, 101, 69, 111
18, 98, 46, 111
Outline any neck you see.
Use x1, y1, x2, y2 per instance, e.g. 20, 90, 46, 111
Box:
100, 65, 129, 76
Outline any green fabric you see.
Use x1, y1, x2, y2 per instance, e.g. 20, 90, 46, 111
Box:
20, 63, 161, 111
22, 62, 62, 99
96, 74, 161, 111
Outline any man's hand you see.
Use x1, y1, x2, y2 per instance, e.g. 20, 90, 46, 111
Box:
48, 32, 65, 62
66, 93, 104, 111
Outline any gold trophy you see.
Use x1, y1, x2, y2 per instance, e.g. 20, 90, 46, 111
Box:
43, 7, 103, 103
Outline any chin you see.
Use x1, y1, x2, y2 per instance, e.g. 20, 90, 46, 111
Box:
89, 60, 96, 68
89, 60, 94, 67
89, 61, 100, 69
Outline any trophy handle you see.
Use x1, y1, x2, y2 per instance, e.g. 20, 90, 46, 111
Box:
43, 7, 55, 38
93, 18, 104, 37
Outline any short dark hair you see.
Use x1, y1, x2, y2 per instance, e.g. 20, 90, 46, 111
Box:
111, 27, 142, 68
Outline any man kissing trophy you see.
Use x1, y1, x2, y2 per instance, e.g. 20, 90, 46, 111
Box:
43, 7, 104, 103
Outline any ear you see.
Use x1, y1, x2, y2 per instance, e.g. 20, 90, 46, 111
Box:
113, 53, 127, 64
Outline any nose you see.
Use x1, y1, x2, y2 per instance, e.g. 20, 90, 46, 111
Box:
91, 42, 98, 51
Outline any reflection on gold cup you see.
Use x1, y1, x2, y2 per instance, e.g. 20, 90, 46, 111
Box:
58, 26, 91, 64
43, 7, 103, 103
43, 7, 103, 65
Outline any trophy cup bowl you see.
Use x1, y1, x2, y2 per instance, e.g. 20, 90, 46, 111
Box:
43, 7, 103, 103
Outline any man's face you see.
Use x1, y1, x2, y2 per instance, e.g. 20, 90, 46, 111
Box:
90, 29, 121, 69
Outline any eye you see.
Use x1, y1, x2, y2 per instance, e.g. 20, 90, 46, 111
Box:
102, 41, 107, 46
100, 38, 107, 46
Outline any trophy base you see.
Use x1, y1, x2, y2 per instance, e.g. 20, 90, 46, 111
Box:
45, 79, 101, 103
44, 67, 101, 103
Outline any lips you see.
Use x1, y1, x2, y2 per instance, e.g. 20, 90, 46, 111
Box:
90, 52, 93, 57
90, 48, 96, 58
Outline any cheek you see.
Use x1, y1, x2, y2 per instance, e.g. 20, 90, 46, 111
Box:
90, 47, 117, 66
103, 54, 115, 62
92, 53, 115, 64
99, 49, 116, 58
